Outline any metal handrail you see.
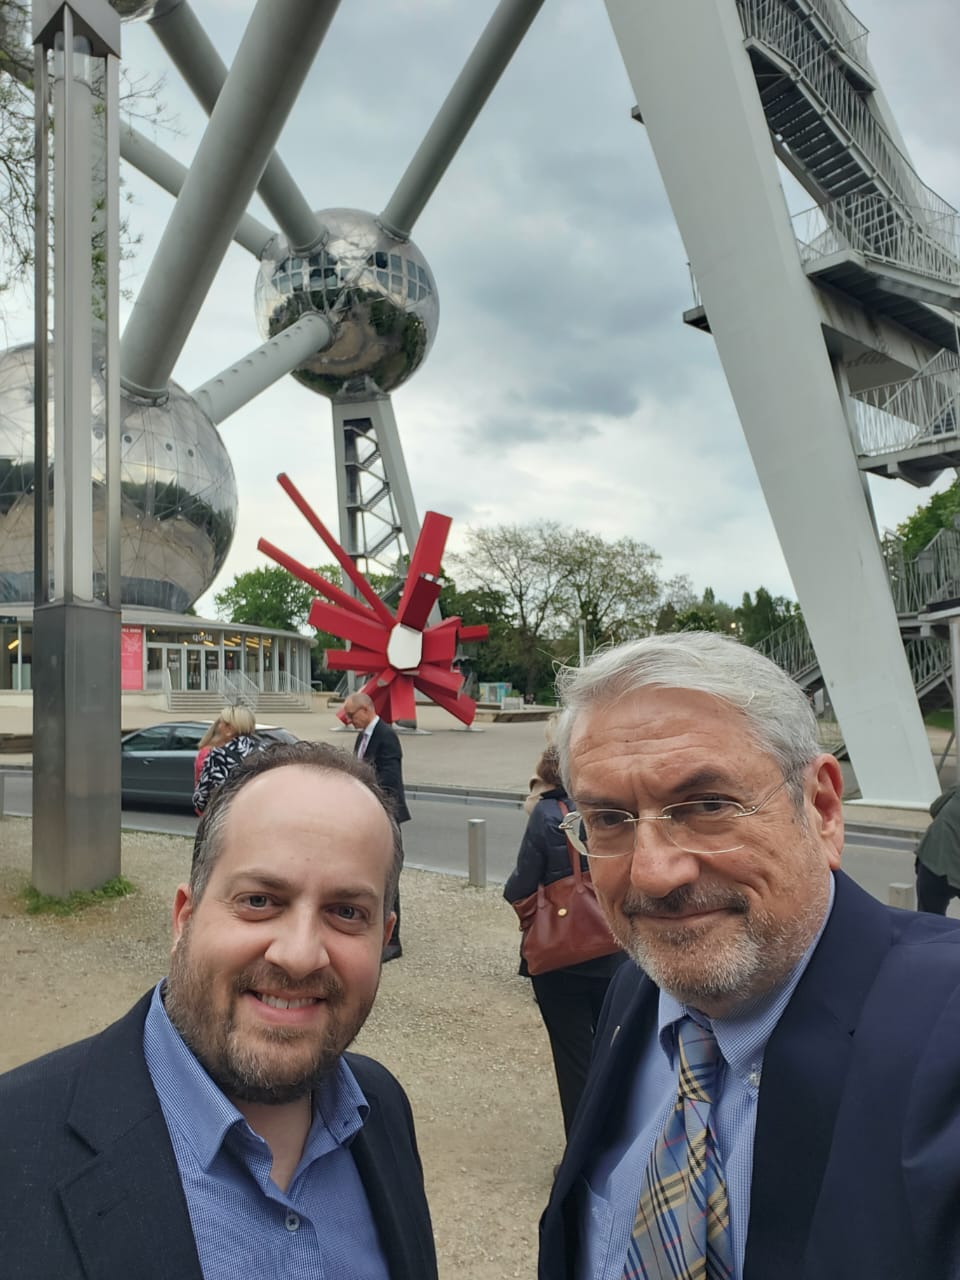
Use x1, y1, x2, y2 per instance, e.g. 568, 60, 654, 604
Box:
882, 527, 960, 616
793, 196, 960, 285
208, 669, 259, 709
791, 0, 869, 69
754, 613, 818, 678
737, 0, 957, 240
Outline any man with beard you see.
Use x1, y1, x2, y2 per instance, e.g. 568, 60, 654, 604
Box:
0, 741, 437, 1280
539, 632, 960, 1280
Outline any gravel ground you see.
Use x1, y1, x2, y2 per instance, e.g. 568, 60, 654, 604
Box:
0, 818, 562, 1279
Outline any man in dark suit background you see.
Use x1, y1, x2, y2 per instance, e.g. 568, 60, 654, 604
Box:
344, 692, 410, 962
540, 631, 960, 1280
0, 741, 436, 1280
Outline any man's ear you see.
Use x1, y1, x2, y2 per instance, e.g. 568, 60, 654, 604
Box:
806, 753, 844, 869
172, 883, 193, 951
382, 909, 397, 950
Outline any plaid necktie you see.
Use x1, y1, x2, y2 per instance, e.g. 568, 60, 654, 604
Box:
623, 1017, 734, 1279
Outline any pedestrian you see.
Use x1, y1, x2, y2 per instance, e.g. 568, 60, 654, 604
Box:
915, 785, 960, 914
193, 717, 230, 793
192, 704, 261, 814
504, 746, 626, 1135
539, 631, 960, 1280
0, 740, 437, 1280
343, 692, 409, 962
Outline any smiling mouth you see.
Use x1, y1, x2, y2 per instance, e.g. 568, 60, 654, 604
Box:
251, 993, 323, 1010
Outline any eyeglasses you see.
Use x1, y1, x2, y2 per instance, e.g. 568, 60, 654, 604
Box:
558, 775, 794, 858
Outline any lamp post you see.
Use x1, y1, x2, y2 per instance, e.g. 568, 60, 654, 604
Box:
32, 0, 122, 895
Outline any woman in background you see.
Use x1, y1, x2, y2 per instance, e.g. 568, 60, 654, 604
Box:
504, 746, 626, 1135
192, 705, 261, 814
193, 718, 229, 795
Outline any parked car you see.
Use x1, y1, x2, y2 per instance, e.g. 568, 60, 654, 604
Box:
120, 720, 298, 809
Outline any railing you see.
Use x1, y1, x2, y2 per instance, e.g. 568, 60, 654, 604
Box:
851, 351, 960, 457
754, 613, 818, 679
792, 196, 960, 285
788, 0, 869, 70
737, 0, 958, 243
207, 669, 259, 710
904, 635, 952, 696
261, 671, 312, 698
882, 527, 960, 615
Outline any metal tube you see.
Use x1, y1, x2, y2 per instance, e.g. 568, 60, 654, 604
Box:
190, 312, 333, 426
119, 123, 273, 257
149, 0, 324, 253
34, 43, 50, 607
379, 0, 547, 238
120, 0, 342, 398
467, 818, 487, 887
104, 51, 121, 607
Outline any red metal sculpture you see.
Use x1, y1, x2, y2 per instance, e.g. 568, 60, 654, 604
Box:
258, 474, 488, 725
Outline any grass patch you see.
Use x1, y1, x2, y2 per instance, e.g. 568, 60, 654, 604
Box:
925, 710, 955, 732
22, 874, 135, 917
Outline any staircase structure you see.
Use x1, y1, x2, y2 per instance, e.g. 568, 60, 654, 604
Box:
603, 0, 957, 802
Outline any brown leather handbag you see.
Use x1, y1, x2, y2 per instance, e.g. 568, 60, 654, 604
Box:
511, 801, 620, 976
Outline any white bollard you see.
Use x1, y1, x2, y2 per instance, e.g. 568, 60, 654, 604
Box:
888, 882, 915, 910
467, 818, 487, 887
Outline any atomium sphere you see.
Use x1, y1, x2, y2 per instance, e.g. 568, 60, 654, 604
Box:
254, 208, 439, 399
0, 344, 237, 612
106, 0, 172, 21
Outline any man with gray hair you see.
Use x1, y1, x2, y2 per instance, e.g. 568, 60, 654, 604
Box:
539, 632, 960, 1280
1, 741, 437, 1280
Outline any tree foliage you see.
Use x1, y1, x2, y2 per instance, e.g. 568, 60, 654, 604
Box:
214, 565, 317, 633
896, 479, 960, 559
0, 2, 168, 300
735, 586, 800, 647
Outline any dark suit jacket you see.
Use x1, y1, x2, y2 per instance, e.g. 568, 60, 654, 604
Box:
358, 718, 411, 823
0, 992, 437, 1280
539, 871, 960, 1280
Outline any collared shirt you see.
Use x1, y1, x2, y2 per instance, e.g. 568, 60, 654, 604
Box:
357, 716, 380, 760
578, 876, 836, 1280
143, 982, 389, 1280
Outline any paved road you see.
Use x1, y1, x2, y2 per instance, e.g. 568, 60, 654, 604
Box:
1, 770, 926, 906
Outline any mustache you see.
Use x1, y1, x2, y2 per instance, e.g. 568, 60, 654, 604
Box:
235, 965, 345, 1003
621, 884, 749, 919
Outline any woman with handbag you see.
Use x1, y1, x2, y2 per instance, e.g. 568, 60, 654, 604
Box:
504, 747, 626, 1136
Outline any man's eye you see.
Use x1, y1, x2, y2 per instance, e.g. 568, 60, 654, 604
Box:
585, 810, 630, 830
674, 799, 740, 820
333, 904, 365, 922
240, 893, 273, 909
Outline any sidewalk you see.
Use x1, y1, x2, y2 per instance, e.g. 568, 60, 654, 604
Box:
0, 698, 942, 839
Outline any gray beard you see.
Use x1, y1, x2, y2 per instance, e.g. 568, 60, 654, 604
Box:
616, 882, 825, 1014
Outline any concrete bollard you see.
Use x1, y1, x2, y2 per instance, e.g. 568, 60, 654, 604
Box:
888, 883, 915, 911
467, 818, 487, 888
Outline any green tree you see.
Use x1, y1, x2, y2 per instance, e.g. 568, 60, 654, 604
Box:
214, 565, 317, 632
0, 2, 168, 299
554, 529, 666, 650
735, 587, 800, 647
449, 522, 573, 697
896, 480, 960, 558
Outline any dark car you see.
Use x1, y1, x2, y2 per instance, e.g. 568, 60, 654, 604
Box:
120, 720, 298, 809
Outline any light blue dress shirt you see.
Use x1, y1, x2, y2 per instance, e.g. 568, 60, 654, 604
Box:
143, 981, 390, 1280
577, 876, 836, 1280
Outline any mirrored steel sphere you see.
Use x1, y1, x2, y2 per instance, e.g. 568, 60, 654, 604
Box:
107, 0, 176, 21
0, 344, 237, 611
254, 208, 439, 398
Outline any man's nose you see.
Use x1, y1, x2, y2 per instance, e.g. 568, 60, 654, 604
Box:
626, 821, 701, 899
263, 909, 330, 979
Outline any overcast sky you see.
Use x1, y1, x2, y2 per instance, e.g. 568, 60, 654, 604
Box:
6, 0, 958, 618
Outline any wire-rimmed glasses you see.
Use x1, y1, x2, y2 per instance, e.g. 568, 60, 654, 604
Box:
558, 775, 793, 858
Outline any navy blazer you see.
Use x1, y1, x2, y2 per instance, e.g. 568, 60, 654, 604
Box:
0, 992, 437, 1280
539, 871, 960, 1280
358, 718, 411, 823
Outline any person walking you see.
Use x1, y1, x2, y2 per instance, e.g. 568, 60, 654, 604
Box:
192, 704, 262, 814
343, 692, 409, 962
915, 785, 960, 914
504, 746, 626, 1136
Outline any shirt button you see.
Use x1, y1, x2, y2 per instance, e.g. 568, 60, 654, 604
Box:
285, 1213, 301, 1232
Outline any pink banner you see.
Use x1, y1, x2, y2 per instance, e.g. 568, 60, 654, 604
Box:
121, 626, 143, 690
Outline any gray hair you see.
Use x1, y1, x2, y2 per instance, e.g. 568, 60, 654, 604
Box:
191, 740, 403, 911
554, 631, 820, 802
